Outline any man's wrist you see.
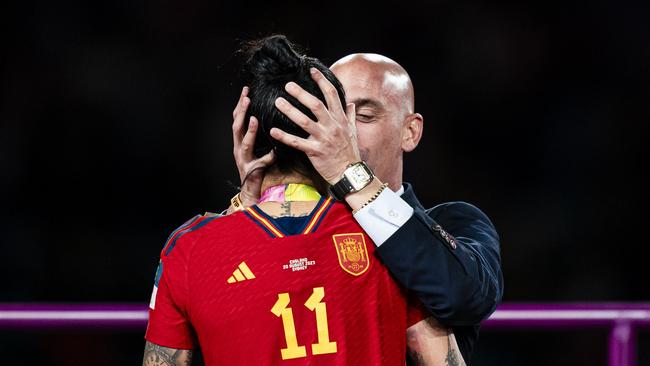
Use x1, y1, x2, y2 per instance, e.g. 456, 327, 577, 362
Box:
344, 177, 385, 211
326, 159, 359, 185
328, 161, 374, 201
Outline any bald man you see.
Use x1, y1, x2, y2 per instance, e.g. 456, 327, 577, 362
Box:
231, 53, 503, 364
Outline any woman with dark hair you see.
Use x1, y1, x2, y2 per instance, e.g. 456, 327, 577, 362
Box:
238, 36, 345, 194
142, 35, 465, 366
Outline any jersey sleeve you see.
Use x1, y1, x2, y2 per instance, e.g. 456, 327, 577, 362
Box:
145, 216, 201, 349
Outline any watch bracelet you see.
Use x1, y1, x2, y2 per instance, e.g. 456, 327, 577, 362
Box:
352, 183, 389, 215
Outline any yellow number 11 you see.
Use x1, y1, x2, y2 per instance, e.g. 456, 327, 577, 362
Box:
270, 287, 337, 360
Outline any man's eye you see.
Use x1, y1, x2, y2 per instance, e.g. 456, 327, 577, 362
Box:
356, 114, 374, 122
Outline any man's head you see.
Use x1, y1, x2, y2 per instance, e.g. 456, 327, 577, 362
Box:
241, 35, 346, 188
331, 54, 423, 190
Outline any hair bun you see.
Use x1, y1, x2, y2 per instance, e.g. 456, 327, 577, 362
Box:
244, 35, 303, 78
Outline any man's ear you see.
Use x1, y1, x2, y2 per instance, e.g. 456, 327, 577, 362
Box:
401, 113, 424, 152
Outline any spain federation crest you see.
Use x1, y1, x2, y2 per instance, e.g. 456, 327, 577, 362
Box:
332, 233, 370, 276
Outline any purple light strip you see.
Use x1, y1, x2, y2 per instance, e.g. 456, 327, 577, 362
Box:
2, 303, 650, 328
0, 304, 148, 329
1, 303, 649, 366
609, 322, 636, 366
482, 303, 650, 329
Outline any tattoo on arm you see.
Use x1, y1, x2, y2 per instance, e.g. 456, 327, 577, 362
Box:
406, 319, 466, 366
408, 348, 426, 365
143, 341, 193, 366
444, 330, 464, 366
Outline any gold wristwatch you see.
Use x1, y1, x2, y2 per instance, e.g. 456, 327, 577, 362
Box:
327, 161, 374, 201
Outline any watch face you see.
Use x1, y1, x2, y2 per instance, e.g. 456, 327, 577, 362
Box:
345, 164, 372, 190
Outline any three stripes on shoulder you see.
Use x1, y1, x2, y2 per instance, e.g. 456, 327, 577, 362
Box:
227, 261, 256, 284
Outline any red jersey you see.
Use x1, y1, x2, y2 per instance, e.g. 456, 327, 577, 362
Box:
145, 196, 427, 365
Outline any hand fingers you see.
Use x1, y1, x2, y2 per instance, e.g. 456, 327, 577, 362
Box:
232, 86, 249, 119
274, 97, 321, 136
240, 116, 258, 158
269, 127, 316, 154
284, 81, 329, 122
245, 150, 276, 180
309, 67, 345, 117
345, 103, 356, 125
255, 149, 276, 168
232, 86, 250, 143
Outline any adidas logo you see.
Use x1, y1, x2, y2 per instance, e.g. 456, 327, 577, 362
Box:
227, 261, 256, 284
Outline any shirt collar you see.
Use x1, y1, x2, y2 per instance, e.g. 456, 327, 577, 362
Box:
399, 183, 426, 211
396, 185, 405, 196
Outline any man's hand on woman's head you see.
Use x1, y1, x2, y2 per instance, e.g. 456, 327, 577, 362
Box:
270, 68, 361, 185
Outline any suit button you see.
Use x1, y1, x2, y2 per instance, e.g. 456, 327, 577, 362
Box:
433, 224, 456, 249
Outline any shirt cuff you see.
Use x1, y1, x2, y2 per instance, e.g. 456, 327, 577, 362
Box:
352, 187, 414, 246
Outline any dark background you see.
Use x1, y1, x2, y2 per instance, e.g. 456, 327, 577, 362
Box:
1, 0, 649, 364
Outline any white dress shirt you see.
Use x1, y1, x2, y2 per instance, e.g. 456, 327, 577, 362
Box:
352, 185, 414, 246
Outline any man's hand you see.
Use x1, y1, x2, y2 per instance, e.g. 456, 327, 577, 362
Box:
232, 86, 275, 208
270, 68, 360, 184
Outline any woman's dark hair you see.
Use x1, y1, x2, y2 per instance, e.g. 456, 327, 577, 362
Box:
240, 35, 346, 192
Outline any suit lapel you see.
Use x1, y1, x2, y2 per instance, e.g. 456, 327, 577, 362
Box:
401, 183, 426, 211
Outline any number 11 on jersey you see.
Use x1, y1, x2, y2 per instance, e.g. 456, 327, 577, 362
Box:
271, 287, 337, 360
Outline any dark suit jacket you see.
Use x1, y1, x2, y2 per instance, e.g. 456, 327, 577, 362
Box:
375, 183, 504, 364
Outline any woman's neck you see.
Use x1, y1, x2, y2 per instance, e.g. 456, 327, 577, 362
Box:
260, 169, 317, 194
258, 169, 321, 218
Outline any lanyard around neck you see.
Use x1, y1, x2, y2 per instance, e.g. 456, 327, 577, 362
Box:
258, 183, 321, 203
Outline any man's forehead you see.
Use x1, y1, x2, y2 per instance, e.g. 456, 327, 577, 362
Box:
332, 54, 414, 113
333, 58, 410, 96
336, 73, 385, 110
350, 97, 383, 111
